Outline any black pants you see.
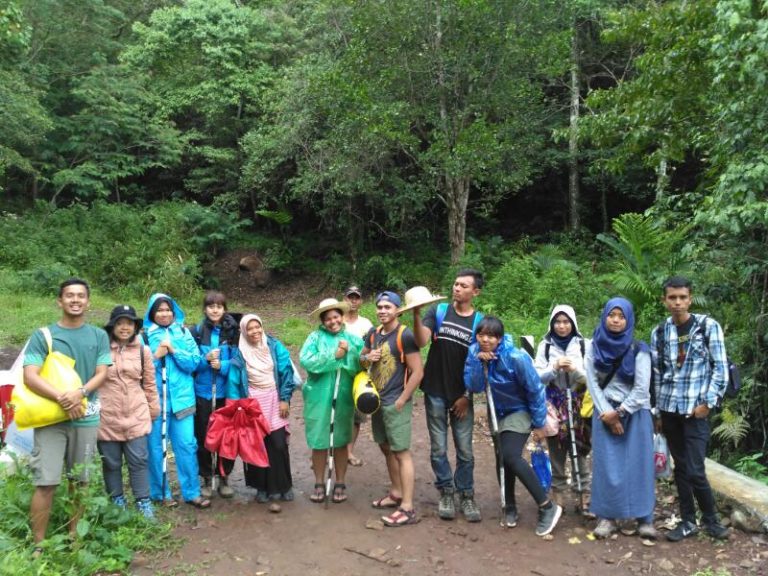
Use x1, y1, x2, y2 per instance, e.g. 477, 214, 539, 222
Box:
499, 430, 547, 510
244, 426, 292, 495
661, 411, 718, 524
194, 396, 235, 478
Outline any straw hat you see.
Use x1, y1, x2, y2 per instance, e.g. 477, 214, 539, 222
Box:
310, 297, 350, 322
397, 286, 447, 314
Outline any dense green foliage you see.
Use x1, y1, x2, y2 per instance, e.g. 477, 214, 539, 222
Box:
0, 459, 174, 575
0, 0, 766, 474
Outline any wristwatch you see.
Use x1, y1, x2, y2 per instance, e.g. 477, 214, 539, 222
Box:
80, 386, 88, 397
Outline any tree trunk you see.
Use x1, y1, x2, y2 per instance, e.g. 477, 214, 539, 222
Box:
655, 157, 669, 202
568, 19, 581, 231
446, 175, 470, 264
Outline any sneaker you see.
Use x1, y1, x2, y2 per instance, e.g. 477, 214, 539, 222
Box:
460, 493, 482, 523
136, 498, 156, 521
218, 476, 234, 499
666, 519, 699, 542
504, 506, 519, 528
593, 518, 618, 539
280, 489, 295, 502
638, 522, 658, 540
536, 502, 562, 536
112, 494, 127, 510
438, 489, 456, 520
201, 477, 213, 499
255, 490, 270, 503
703, 521, 729, 540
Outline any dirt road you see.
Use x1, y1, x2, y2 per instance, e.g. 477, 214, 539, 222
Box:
131, 393, 766, 576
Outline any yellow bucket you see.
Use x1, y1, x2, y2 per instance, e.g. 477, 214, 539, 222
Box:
353, 371, 380, 415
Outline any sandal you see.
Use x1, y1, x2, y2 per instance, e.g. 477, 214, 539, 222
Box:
152, 498, 178, 509
309, 483, 325, 503
382, 507, 418, 527
186, 497, 211, 509
332, 483, 348, 503
371, 493, 402, 509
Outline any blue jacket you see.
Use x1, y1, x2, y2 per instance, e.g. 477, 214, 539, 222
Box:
464, 335, 547, 428
143, 293, 201, 415
226, 336, 296, 403
191, 315, 239, 400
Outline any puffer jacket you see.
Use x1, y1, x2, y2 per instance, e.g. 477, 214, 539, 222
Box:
143, 293, 201, 416
98, 338, 160, 441
464, 334, 547, 427
226, 335, 296, 403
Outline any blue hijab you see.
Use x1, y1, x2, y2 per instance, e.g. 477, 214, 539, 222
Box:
591, 297, 648, 382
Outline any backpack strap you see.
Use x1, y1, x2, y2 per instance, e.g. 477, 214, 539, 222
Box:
373, 325, 405, 363
432, 303, 448, 342
469, 311, 483, 345
139, 342, 145, 390
544, 342, 550, 362
579, 338, 585, 358
40, 326, 53, 355
598, 345, 632, 390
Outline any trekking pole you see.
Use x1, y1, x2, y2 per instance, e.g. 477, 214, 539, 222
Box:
161, 357, 169, 503
325, 368, 342, 509
484, 362, 505, 526
564, 373, 584, 513
210, 358, 219, 493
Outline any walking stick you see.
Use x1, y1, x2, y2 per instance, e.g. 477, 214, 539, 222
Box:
484, 362, 506, 526
325, 368, 342, 508
210, 363, 219, 493
160, 357, 169, 502
564, 373, 585, 513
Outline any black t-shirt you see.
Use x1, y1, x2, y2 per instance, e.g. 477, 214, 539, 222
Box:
674, 315, 695, 368
420, 304, 480, 403
364, 324, 419, 405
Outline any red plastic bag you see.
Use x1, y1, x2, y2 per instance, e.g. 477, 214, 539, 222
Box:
204, 398, 271, 468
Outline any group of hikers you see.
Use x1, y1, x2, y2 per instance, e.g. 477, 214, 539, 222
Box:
20, 270, 731, 556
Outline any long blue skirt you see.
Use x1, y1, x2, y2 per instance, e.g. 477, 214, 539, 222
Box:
590, 408, 655, 520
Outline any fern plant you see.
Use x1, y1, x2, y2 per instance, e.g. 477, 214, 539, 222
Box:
712, 406, 750, 449
597, 213, 695, 309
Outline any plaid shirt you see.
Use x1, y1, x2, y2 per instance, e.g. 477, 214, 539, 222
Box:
650, 313, 728, 414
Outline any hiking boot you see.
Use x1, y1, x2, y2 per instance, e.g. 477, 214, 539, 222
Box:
666, 519, 698, 542
638, 522, 658, 540
535, 502, 562, 536
504, 506, 519, 528
112, 494, 127, 510
218, 476, 234, 499
593, 518, 618, 539
438, 489, 456, 520
460, 492, 482, 523
136, 498, 156, 521
201, 477, 213, 499
703, 521, 729, 540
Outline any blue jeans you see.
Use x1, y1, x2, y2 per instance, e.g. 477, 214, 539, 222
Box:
424, 393, 474, 493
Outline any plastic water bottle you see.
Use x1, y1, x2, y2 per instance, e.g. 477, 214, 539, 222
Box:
531, 442, 552, 492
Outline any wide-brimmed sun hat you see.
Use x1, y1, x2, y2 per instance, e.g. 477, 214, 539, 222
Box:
397, 286, 447, 315
105, 304, 143, 331
310, 297, 350, 322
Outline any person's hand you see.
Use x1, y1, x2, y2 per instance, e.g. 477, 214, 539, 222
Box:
451, 396, 470, 419
600, 409, 620, 426
367, 348, 382, 362
557, 357, 575, 373
654, 417, 663, 434
335, 339, 349, 359
155, 344, 169, 359
161, 340, 175, 355
395, 394, 408, 412
67, 404, 85, 420
478, 351, 496, 362
57, 389, 82, 410
610, 420, 625, 435
531, 427, 547, 443
692, 404, 710, 419
279, 401, 290, 419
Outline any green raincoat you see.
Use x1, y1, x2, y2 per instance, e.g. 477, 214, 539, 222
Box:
299, 325, 362, 449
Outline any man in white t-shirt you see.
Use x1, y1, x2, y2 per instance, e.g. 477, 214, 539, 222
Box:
344, 285, 374, 466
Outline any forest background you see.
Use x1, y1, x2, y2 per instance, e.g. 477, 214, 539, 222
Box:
1, 0, 767, 482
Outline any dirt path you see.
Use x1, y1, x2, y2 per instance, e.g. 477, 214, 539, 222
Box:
131, 392, 766, 576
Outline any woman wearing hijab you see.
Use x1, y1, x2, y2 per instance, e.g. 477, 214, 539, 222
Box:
227, 314, 296, 512
533, 305, 591, 511
143, 293, 209, 508
585, 297, 656, 540
299, 298, 363, 504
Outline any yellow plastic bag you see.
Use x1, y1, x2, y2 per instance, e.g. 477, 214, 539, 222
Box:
11, 327, 85, 430
580, 390, 594, 419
